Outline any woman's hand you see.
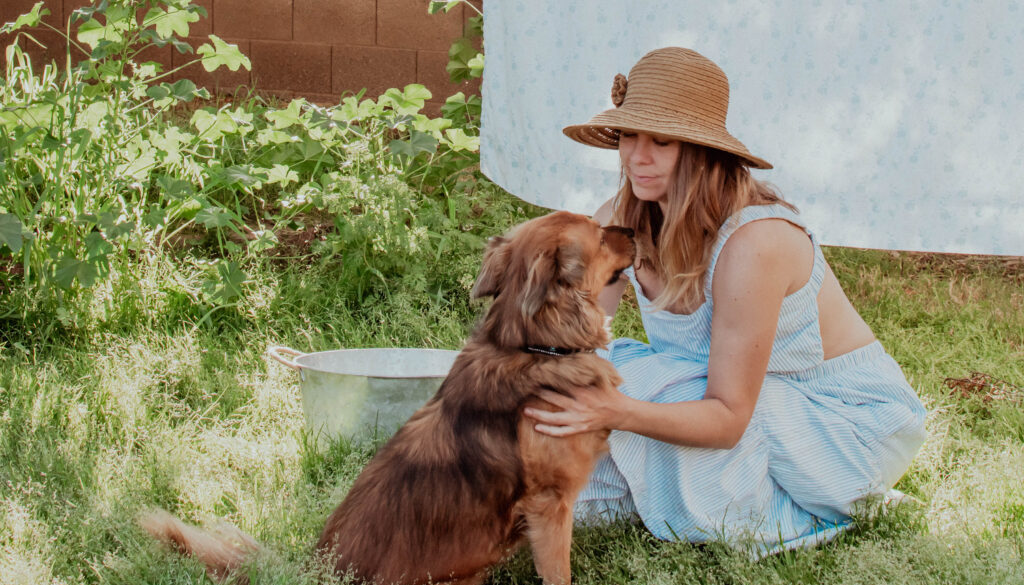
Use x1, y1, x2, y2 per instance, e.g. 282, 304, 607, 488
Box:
524, 383, 628, 437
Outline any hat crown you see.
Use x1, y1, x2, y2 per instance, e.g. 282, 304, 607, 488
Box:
621, 47, 730, 127
561, 46, 772, 169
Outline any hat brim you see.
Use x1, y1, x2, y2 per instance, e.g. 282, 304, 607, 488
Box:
563, 107, 773, 170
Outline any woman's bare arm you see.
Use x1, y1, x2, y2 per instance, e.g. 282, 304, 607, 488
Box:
526, 219, 812, 449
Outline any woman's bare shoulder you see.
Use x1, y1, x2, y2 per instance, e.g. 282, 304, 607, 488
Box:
593, 197, 617, 226
715, 218, 813, 294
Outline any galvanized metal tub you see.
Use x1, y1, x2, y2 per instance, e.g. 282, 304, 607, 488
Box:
268, 346, 459, 443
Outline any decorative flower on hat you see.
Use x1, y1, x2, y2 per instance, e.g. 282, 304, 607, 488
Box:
611, 73, 628, 107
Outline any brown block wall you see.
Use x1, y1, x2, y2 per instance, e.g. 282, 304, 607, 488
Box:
2, 0, 481, 111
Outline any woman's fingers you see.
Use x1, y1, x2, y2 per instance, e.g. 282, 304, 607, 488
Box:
534, 388, 576, 408
532, 423, 579, 437
523, 406, 574, 425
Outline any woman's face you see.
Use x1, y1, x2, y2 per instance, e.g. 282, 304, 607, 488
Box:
619, 132, 681, 207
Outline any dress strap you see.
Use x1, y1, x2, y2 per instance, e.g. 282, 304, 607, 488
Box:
705, 204, 826, 298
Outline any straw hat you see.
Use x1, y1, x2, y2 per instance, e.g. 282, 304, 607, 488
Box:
563, 47, 772, 170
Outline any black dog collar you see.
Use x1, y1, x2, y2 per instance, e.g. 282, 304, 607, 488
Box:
523, 345, 596, 357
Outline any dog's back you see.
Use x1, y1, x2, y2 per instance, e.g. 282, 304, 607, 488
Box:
315, 343, 535, 583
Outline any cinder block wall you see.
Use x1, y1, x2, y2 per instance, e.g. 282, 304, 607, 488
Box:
1, 0, 480, 112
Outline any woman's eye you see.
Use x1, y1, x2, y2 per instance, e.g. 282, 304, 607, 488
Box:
620, 132, 637, 139
654, 140, 671, 146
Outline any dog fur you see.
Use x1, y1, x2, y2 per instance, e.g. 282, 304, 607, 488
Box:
141, 211, 636, 585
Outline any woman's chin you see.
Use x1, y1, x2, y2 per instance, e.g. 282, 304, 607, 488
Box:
632, 188, 667, 205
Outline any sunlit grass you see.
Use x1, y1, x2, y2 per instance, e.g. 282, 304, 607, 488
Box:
0, 239, 1021, 584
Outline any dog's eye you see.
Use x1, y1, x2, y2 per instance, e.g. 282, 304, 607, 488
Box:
606, 270, 623, 286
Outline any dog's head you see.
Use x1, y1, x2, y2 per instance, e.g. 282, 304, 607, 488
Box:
471, 211, 636, 351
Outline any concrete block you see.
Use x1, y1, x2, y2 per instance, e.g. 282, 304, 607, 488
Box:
250, 40, 332, 94
213, 0, 291, 41
332, 44, 416, 98
294, 0, 374, 46
377, 0, 463, 51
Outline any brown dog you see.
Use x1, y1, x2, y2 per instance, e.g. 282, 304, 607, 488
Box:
141, 211, 636, 584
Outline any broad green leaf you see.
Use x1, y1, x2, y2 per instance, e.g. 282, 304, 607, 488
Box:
204, 260, 246, 304
402, 84, 433, 103
104, 221, 135, 240
147, 84, 171, 100
444, 128, 479, 152
170, 37, 192, 54
412, 115, 452, 140
467, 53, 484, 77
117, 138, 157, 181
163, 78, 206, 101
150, 127, 190, 164
227, 107, 255, 135
247, 230, 278, 254
0, 214, 23, 253
196, 205, 233, 228
143, 204, 165, 229
386, 113, 415, 130
143, 6, 199, 39
408, 130, 438, 155
466, 14, 483, 37
1, 2, 48, 35
296, 135, 326, 160
389, 139, 414, 159
446, 38, 480, 82
0, 102, 54, 129
54, 256, 98, 289
265, 99, 304, 130
389, 130, 437, 160
69, 0, 107, 25
197, 35, 251, 72
255, 128, 294, 145
191, 108, 238, 141
156, 175, 195, 199
332, 95, 380, 123
76, 16, 132, 50
440, 92, 481, 129
381, 84, 432, 116
78, 101, 110, 130
221, 165, 267, 187
53, 233, 110, 289
267, 164, 299, 186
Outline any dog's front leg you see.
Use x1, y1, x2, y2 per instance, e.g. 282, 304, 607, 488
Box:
521, 490, 574, 585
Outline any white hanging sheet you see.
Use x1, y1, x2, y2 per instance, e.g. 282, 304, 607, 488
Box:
480, 1, 1024, 255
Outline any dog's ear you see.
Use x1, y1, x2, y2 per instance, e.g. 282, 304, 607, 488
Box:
556, 241, 586, 288
521, 242, 585, 318
471, 236, 511, 299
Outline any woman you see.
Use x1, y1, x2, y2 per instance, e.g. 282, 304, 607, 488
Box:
524, 47, 927, 554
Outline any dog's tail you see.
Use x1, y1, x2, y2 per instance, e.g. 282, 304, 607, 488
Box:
139, 508, 261, 583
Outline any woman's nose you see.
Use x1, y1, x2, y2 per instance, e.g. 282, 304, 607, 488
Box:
629, 136, 653, 162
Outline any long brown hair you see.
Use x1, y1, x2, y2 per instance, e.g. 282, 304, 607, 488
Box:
613, 142, 793, 313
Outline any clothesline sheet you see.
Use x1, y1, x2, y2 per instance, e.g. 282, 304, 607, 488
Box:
480, 1, 1024, 256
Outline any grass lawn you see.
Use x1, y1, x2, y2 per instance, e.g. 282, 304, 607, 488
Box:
1, 208, 1022, 584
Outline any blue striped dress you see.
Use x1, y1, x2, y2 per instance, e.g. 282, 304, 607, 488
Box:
576, 204, 928, 556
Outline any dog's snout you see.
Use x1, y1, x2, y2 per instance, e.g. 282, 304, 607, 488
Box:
605, 226, 635, 239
